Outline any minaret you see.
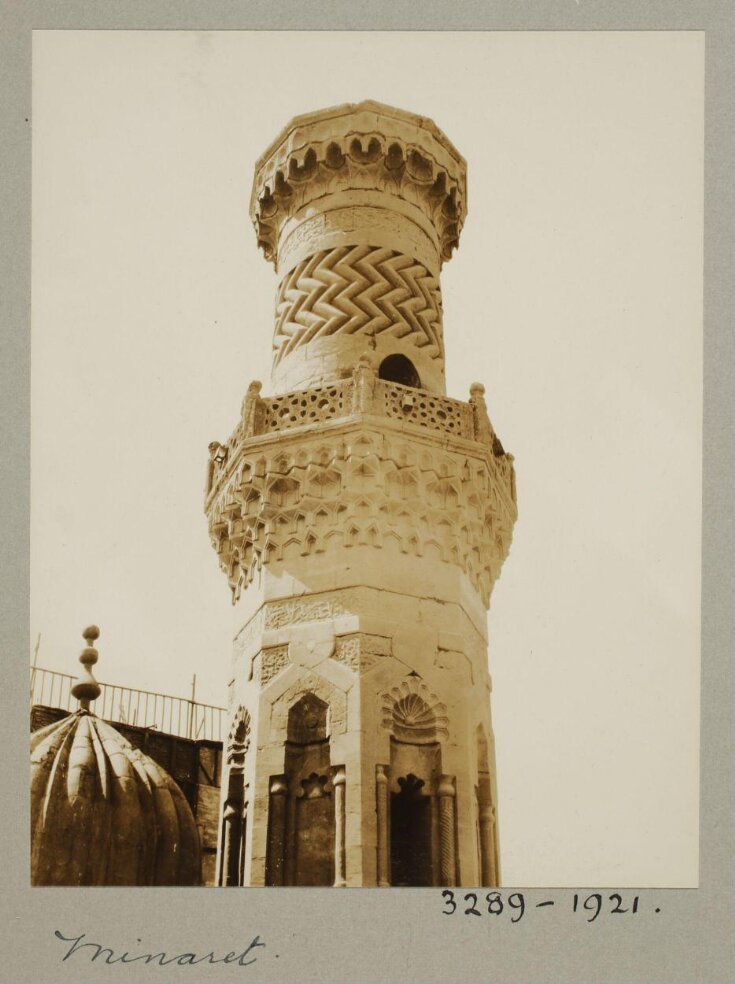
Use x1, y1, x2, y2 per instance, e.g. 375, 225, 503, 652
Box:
205, 101, 517, 888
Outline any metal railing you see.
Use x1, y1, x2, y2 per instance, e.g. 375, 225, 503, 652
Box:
30, 667, 226, 742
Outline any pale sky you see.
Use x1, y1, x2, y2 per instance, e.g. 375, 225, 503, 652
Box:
31, 31, 703, 886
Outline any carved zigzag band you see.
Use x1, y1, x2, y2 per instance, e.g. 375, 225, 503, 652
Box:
274, 245, 443, 364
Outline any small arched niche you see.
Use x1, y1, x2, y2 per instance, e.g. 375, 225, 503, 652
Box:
379, 680, 450, 886
287, 692, 329, 744
219, 707, 251, 887
378, 353, 421, 389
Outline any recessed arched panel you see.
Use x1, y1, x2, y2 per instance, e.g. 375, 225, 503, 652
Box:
219, 705, 252, 887
287, 693, 329, 744
268, 691, 336, 887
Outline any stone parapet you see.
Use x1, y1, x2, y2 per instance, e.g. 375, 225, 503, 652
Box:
206, 361, 511, 494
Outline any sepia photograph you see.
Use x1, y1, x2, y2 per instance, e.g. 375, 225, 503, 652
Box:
30, 30, 703, 891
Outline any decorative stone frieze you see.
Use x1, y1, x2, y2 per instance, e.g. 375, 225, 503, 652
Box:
260, 645, 290, 685
333, 633, 391, 673
263, 592, 356, 630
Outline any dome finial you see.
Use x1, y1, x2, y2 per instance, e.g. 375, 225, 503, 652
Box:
71, 624, 101, 711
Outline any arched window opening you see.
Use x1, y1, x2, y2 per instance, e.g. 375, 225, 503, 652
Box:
378, 353, 421, 389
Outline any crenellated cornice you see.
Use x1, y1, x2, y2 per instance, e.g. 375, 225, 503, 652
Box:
250, 101, 468, 270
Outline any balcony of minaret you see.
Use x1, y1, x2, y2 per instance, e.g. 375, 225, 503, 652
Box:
204, 362, 516, 608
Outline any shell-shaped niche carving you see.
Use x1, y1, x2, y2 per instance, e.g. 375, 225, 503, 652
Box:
381, 676, 449, 743
227, 705, 252, 766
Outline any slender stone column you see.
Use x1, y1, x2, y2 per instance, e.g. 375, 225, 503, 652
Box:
221, 800, 238, 886
437, 775, 457, 887
375, 765, 390, 887
430, 790, 441, 886
266, 776, 288, 886
284, 783, 298, 886
333, 766, 347, 887
238, 795, 249, 886
479, 804, 497, 887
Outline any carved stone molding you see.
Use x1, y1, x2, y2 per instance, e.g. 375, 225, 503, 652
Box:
227, 705, 252, 767
260, 645, 290, 685
333, 632, 391, 673
263, 592, 355, 630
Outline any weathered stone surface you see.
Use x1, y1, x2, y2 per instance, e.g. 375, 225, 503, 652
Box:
30, 704, 222, 886
31, 710, 201, 886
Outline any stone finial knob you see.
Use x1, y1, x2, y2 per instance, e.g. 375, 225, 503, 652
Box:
469, 382, 486, 399
71, 624, 102, 710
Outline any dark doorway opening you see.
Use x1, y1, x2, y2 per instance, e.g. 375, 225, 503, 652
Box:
378, 353, 421, 389
390, 773, 432, 886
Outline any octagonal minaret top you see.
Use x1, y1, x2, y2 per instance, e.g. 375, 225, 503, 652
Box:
248, 101, 469, 394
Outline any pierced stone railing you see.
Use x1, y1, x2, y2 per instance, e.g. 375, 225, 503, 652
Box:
257, 376, 475, 439
375, 380, 474, 437
261, 380, 353, 432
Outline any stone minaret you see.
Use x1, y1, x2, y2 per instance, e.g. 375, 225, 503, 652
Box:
205, 101, 517, 888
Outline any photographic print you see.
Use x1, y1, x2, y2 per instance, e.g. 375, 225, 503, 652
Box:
30, 30, 703, 891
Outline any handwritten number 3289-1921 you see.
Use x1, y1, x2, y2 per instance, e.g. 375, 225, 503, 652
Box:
441, 891, 646, 922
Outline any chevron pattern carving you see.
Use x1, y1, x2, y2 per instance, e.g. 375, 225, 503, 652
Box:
274, 245, 443, 365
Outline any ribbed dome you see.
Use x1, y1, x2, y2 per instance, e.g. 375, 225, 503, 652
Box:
31, 709, 201, 886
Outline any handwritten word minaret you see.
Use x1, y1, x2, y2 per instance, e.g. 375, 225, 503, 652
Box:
205, 102, 517, 887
